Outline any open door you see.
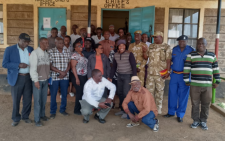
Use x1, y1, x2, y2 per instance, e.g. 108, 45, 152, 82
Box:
129, 6, 155, 42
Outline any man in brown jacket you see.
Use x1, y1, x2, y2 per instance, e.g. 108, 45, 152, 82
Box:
122, 76, 159, 132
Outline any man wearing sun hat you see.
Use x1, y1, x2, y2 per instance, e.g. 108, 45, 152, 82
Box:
2, 33, 34, 126
122, 76, 159, 132
164, 35, 195, 122
146, 31, 172, 114
128, 30, 148, 86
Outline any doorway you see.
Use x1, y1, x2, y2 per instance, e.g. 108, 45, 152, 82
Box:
101, 6, 155, 42
102, 10, 129, 34
38, 8, 67, 39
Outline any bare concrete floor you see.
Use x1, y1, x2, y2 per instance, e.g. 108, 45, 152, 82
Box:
0, 95, 224, 141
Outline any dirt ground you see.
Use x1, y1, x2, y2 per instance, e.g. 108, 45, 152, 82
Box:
0, 95, 225, 141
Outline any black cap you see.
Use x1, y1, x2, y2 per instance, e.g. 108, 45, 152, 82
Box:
85, 37, 92, 41
19, 33, 32, 41
177, 35, 188, 41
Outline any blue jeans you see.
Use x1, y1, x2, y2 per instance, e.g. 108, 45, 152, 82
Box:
50, 80, 69, 114
33, 80, 48, 122
127, 101, 156, 129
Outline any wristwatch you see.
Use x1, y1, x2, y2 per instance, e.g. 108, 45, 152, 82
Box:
167, 71, 171, 74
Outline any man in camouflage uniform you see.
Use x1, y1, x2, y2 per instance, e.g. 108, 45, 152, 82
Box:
146, 31, 172, 114
128, 30, 148, 86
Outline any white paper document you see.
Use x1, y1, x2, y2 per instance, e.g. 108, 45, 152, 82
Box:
43, 18, 51, 28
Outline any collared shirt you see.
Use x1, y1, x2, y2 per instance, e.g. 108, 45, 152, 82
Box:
128, 42, 148, 70
82, 48, 95, 59
99, 40, 115, 57
47, 36, 57, 50
122, 87, 158, 119
64, 45, 73, 54
171, 45, 194, 72
91, 35, 105, 44
109, 33, 119, 42
17, 44, 30, 73
70, 33, 81, 45
82, 77, 116, 108
48, 46, 71, 81
71, 52, 88, 76
148, 43, 172, 76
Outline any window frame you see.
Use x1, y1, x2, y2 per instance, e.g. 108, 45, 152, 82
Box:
167, 8, 200, 45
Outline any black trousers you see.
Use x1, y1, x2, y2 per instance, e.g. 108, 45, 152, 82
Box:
11, 75, 32, 122
117, 73, 132, 111
71, 73, 87, 114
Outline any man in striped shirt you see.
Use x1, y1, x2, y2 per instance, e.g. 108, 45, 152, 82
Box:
183, 38, 220, 130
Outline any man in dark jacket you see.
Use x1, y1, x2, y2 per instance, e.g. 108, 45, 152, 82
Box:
2, 33, 33, 126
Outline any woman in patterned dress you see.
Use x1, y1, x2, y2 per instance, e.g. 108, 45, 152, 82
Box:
71, 42, 88, 115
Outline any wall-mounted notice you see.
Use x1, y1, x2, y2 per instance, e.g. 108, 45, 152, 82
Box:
43, 18, 51, 28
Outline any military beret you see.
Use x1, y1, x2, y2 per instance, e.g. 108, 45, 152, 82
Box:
177, 35, 188, 41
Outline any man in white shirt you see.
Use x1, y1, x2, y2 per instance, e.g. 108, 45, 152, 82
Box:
109, 25, 119, 42
80, 69, 116, 124
91, 27, 105, 44
70, 24, 81, 46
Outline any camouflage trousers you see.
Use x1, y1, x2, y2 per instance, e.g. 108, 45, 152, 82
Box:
137, 67, 145, 86
146, 75, 165, 110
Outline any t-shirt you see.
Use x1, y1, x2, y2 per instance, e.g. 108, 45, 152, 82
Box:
95, 55, 104, 74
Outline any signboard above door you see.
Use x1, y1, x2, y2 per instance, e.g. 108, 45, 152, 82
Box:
35, 0, 70, 6
104, 0, 129, 9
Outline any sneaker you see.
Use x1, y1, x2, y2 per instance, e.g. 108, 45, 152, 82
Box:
153, 119, 159, 132
22, 119, 32, 123
35, 121, 43, 127
69, 92, 74, 97
50, 114, 56, 119
115, 111, 124, 116
60, 111, 69, 116
121, 113, 128, 119
190, 121, 200, 128
60, 95, 62, 99
11, 121, 19, 127
201, 122, 208, 130
40, 116, 50, 121
126, 121, 140, 128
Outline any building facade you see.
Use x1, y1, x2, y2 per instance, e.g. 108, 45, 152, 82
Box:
0, 0, 225, 96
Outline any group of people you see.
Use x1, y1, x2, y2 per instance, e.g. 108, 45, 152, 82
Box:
2, 23, 220, 132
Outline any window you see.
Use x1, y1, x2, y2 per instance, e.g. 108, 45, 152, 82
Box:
0, 5, 3, 44
168, 9, 200, 48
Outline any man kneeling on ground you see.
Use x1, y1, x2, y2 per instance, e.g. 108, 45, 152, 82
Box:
80, 69, 116, 124
122, 76, 159, 132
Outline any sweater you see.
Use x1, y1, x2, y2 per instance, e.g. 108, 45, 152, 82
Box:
110, 51, 137, 79
29, 47, 50, 82
183, 50, 220, 87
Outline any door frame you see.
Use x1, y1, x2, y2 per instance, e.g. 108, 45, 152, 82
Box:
101, 8, 129, 28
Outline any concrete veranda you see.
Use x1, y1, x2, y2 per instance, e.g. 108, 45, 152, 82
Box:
0, 94, 224, 141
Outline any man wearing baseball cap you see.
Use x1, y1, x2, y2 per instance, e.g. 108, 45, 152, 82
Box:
122, 76, 159, 132
164, 35, 195, 122
146, 31, 172, 114
2, 33, 33, 126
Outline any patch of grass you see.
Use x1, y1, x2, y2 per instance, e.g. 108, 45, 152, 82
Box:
217, 102, 225, 110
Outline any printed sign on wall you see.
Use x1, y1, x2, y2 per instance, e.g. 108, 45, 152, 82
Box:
35, 0, 70, 6
104, 0, 129, 9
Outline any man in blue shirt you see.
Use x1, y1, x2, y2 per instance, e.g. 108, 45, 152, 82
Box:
2, 33, 33, 126
164, 35, 195, 122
